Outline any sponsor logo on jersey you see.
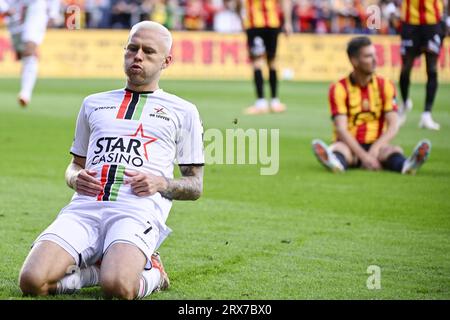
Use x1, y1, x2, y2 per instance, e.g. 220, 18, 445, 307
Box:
91, 124, 157, 167
149, 105, 170, 121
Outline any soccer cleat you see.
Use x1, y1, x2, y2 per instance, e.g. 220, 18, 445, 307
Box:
150, 252, 170, 292
18, 95, 29, 108
398, 99, 412, 127
243, 105, 270, 115
402, 139, 431, 175
270, 102, 286, 113
311, 139, 345, 173
419, 112, 440, 131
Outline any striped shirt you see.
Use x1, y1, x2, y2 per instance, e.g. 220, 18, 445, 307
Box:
401, 0, 444, 25
243, 0, 281, 29
329, 74, 398, 144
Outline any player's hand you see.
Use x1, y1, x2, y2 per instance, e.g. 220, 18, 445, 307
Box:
368, 144, 381, 159
361, 154, 382, 171
72, 169, 103, 197
283, 22, 293, 36
124, 170, 168, 197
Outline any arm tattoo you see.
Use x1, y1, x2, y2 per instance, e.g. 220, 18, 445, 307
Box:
160, 165, 204, 200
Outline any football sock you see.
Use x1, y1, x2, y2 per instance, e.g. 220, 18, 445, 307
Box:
254, 69, 264, 99
333, 151, 348, 170
55, 265, 100, 294
269, 69, 277, 99
383, 152, 406, 173
20, 55, 38, 101
399, 69, 410, 106
399, 54, 414, 106
135, 268, 161, 299
425, 69, 437, 112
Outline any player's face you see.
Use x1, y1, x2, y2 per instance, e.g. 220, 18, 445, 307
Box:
124, 28, 171, 88
355, 45, 377, 75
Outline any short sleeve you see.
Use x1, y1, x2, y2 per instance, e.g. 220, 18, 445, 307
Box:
70, 100, 90, 157
383, 79, 398, 113
329, 82, 348, 118
176, 107, 204, 165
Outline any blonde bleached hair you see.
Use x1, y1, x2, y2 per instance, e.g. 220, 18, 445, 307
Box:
129, 21, 172, 55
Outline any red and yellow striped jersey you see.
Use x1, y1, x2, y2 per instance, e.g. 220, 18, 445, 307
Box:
328, 74, 398, 144
243, 0, 281, 29
401, 0, 444, 25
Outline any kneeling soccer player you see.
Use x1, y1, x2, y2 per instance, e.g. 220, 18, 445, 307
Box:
18, 21, 204, 299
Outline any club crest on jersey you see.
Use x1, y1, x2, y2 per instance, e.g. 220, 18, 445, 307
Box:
91, 124, 157, 167
149, 105, 170, 121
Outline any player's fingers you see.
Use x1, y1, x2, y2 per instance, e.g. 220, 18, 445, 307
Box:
77, 180, 103, 192
125, 174, 147, 185
85, 170, 98, 178
132, 186, 156, 197
124, 169, 139, 177
76, 186, 99, 197
79, 172, 102, 185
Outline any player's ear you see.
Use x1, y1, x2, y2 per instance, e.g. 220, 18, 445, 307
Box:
161, 55, 173, 70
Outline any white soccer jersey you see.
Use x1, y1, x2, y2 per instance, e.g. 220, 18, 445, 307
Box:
70, 88, 204, 226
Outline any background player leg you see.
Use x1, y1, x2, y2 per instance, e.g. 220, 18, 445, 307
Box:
398, 53, 415, 125
419, 52, 440, 130
244, 56, 269, 114
268, 58, 285, 113
18, 240, 75, 295
18, 42, 39, 107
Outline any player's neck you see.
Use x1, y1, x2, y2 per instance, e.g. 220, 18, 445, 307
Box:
126, 81, 159, 93
350, 71, 372, 87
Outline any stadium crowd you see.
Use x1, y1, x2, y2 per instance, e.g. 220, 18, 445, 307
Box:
43, 0, 402, 34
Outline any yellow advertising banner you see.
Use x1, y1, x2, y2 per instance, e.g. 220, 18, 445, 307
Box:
0, 29, 449, 83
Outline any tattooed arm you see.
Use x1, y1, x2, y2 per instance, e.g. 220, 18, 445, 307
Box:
125, 165, 204, 200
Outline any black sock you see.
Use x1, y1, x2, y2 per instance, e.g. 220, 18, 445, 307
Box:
269, 69, 277, 99
399, 69, 410, 105
254, 69, 264, 99
333, 151, 348, 170
383, 152, 406, 173
425, 70, 437, 112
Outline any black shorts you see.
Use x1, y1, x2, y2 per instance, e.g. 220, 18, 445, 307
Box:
400, 23, 445, 57
246, 27, 280, 60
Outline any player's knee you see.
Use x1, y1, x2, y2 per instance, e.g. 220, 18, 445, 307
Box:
426, 68, 437, 79
331, 142, 352, 159
22, 42, 37, 57
100, 274, 137, 300
379, 145, 403, 161
18, 269, 48, 296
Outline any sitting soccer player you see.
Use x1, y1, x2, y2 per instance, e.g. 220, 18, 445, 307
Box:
312, 36, 431, 175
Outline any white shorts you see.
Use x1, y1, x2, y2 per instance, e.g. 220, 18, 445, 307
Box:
33, 200, 171, 269
8, 0, 48, 51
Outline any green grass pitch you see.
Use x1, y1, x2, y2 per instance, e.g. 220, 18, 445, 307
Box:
0, 78, 449, 299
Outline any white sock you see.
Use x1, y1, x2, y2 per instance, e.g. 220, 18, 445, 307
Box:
56, 265, 100, 295
20, 55, 38, 101
135, 268, 161, 299
270, 98, 280, 106
254, 98, 268, 109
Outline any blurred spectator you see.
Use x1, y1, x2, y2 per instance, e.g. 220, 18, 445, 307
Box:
85, 0, 111, 28
55, 0, 406, 35
110, 0, 140, 29
213, 0, 242, 33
